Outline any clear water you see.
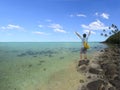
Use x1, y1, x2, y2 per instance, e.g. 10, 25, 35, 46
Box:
0, 42, 108, 90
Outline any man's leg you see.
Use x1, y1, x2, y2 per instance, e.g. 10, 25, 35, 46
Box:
84, 54, 87, 59
80, 53, 82, 60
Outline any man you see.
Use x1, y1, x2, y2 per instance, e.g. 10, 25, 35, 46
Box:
75, 31, 91, 60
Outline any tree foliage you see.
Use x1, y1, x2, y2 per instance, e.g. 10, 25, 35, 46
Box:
101, 24, 120, 44
101, 24, 119, 37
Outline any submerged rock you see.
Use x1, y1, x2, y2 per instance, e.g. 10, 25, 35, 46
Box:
28, 64, 32, 67
59, 57, 64, 59
17, 53, 26, 57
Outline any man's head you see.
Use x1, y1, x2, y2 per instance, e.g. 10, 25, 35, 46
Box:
83, 33, 86, 38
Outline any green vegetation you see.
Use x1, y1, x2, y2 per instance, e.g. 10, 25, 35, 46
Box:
105, 31, 120, 44
101, 24, 120, 44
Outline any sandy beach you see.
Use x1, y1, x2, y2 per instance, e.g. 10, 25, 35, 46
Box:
39, 61, 85, 90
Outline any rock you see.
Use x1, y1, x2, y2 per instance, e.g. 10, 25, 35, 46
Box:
78, 85, 88, 90
104, 48, 109, 52
80, 79, 84, 83
77, 47, 120, 90
87, 80, 104, 90
28, 64, 32, 67
77, 65, 88, 73
59, 57, 64, 59
87, 76, 91, 79
104, 64, 117, 80
49, 54, 53, 57
89, 63, 100, 69
100, 50, 104, 52
43, 68, 46, 71
109, 76, 120, 89
33, 55, 37, 57
109, 80, 120, 90
89, 68, 101, 74
108, 87, 116, 90
78, 60, 89, 66
81, 85, 88, 90
17, 53, 26, 57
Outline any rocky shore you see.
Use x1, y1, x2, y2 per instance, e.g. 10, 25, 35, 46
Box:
77, 46, 120, 90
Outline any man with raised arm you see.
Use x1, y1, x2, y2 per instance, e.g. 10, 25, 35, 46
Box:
75, 31, 91, 60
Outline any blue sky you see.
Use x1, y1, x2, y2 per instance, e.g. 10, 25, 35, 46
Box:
0, 0, 120, 42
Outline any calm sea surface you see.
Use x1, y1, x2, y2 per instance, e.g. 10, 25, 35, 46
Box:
0, 42, 108, 90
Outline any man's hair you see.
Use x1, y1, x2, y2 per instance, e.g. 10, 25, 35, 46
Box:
83, 33, 86, 38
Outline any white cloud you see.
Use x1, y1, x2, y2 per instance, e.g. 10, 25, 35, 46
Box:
101, 13, 109, 19
48, 23, 66, 33
95, 12, 109, 19
49, 24, 63, 29
76, 14, 86, 17
45, 19, 52, 22
70, 13, 86, 18
83, 30, 96, 34
0, 24, 24, 31
38, 24, 44, 28
32, 31, 47, 35
54, 28, 66, 33
81, 20, 108, 30
69, 14, 74, 18
70, 14, 74, 17
95, 12, 98, 16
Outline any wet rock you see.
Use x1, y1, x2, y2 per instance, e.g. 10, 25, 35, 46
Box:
100, 50, 104, 52
60, 57, 64, 59
17, 53, 26, 57
79, 79, 84, 83
77, 47, 120, 90
77, 65, 88, 73
87, 76, 91, 79
48, 54, 53, 57
38, 60, 45, 65
87, 80, 104, 90
38, 63, 41, 65
89, 63, 100, 69
26, 50, 35, 55
78, 60, 89, 66
89, 68, 101, 74
39, 60, 45, 63
108, 87, 116, 90
81, 85, 88, 90
104, 48, 109, 52
104, 64, 117, 80
28, 64, 32, 67
43, 68, 46, 71
33, 55, 37, 57
109, 76, 120, 89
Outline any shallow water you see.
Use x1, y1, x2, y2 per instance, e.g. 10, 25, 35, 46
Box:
0, 42, 108, 90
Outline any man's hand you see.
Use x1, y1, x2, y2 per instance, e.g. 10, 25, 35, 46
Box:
75, 32, 82, 39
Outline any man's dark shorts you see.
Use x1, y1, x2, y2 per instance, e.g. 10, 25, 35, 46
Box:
80, 47, 87, 54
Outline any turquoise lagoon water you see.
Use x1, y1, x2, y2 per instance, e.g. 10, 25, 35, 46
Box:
0, 42, 108, 90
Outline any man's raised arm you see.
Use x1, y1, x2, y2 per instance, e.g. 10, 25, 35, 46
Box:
88, 30, 91, 37
75, 32, 82, 40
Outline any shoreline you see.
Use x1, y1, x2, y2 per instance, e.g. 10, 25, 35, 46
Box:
77, 46, 120, 90
37, 51, 102, 90
38, 60, 86, 90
